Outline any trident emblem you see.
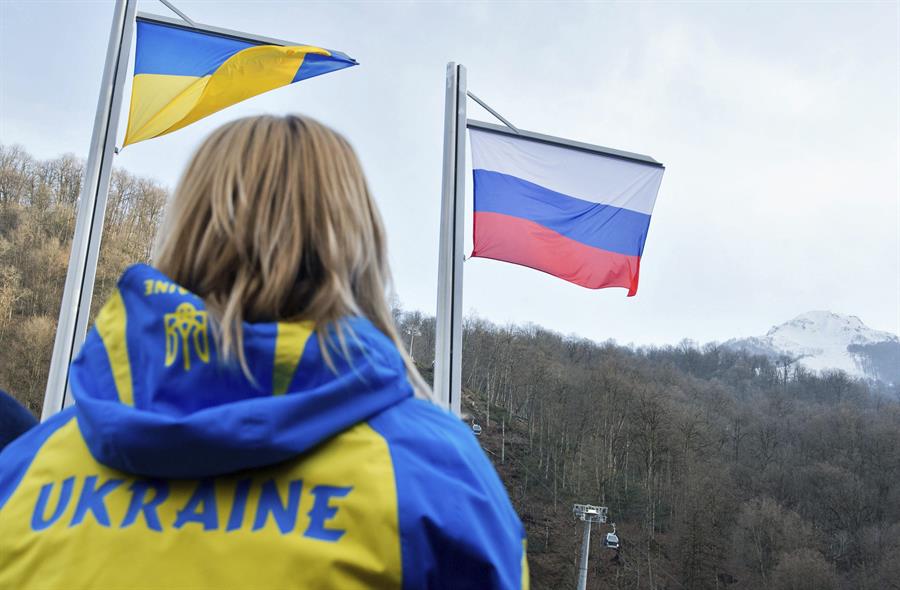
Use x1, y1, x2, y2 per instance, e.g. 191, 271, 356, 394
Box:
164, 302, 210, 371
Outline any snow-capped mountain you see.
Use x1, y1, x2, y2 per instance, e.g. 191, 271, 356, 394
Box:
725, 311, 900, 383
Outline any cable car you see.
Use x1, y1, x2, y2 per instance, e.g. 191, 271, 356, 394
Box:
604, 523, 620, 549
472, 423, 483, 437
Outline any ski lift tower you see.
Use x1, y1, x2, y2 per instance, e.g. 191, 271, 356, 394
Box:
573, 504, 607, 590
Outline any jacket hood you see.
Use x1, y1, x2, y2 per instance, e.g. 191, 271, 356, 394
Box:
70, 264, 413, 479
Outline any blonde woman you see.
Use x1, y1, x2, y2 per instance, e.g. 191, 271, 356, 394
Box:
0, 115, 527, 589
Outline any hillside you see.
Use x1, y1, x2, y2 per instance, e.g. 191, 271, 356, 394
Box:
0, 144, 167, 414
401, 313, 900, 590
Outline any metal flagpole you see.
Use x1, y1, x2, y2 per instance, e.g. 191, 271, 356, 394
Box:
41, 0, 138, 420
434, 62, 467, 415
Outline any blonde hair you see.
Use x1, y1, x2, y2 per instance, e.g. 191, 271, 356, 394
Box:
154, 114, 430, 399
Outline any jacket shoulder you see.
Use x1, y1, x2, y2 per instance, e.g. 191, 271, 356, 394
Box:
369, 399, 526, 590
371, 397, 480, 452
0, 391, 37, 449
0, 409, 76, 511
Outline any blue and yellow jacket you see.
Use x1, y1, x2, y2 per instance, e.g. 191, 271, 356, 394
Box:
0, 265, 527, 589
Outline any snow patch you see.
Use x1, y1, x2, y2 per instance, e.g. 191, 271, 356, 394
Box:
726, 311, 899, 380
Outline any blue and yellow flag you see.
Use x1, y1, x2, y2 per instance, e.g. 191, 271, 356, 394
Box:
124, 19, 357, 146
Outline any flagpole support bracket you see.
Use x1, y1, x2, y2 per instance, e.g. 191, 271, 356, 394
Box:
157, 0, 197, 27
466, 91, 519, 134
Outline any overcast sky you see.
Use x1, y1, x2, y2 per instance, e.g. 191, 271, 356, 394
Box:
1, 0, 898, 345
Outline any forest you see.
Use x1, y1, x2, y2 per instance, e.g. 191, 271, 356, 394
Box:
393, 309, 900, 589
2, 144, 900, 589
0, 144, 167, 414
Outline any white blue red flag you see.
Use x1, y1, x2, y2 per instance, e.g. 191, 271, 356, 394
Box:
469, 127, 664, 296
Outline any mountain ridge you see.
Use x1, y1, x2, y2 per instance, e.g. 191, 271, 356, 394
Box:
724, 310, 900, 384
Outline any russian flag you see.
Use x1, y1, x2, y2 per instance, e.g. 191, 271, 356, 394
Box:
469, 126, 664, 296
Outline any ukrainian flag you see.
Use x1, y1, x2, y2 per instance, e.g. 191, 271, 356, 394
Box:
124, 18, 357, 146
